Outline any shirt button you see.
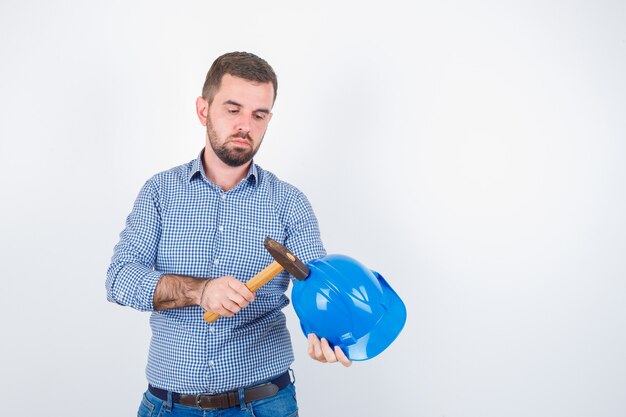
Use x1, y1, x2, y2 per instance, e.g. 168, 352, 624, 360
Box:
214, 259, 219, 265
218, 225, 224, 232
208, 360, 215, 366
209, 326, 215, 333
220, 194, 226, 201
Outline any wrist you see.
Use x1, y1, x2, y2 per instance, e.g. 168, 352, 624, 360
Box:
198, 279, 211, 306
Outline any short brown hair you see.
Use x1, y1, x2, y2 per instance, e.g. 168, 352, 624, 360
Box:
202, 52, 278, 105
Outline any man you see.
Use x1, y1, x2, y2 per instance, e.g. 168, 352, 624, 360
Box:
106, 52, 350, 417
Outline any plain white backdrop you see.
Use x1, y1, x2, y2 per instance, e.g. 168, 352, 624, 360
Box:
1, 1, 625, 416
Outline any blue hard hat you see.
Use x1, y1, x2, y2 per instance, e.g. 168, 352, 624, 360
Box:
291, 254, 407, 361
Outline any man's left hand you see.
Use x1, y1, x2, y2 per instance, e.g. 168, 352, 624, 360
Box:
307, 333, 352, 367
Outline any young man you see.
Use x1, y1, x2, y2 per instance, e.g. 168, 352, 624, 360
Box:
106, 52, 350, 417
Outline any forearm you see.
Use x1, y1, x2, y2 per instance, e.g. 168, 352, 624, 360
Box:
153, 274, 207, 310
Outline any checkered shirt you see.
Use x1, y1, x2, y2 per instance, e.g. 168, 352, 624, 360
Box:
106, 151, 326, 394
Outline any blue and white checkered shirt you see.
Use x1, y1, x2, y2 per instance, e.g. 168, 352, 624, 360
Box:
106, 150, 325, 394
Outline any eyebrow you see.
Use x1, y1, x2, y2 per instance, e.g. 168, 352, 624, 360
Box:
223, 100, 270, 114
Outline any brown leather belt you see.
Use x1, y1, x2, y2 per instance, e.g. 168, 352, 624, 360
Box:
148, 371, 291, 410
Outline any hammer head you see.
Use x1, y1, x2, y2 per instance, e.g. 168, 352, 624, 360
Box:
264, 237, 310, 280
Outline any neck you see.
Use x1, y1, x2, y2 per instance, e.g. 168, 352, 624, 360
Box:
202, 147, 251, 191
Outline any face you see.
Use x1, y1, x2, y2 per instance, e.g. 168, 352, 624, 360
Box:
197, 74, 274, 167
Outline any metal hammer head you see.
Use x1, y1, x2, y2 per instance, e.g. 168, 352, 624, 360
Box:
264, 237, 310, 280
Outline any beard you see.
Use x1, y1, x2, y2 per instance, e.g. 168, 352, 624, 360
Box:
206, 116, 263, 167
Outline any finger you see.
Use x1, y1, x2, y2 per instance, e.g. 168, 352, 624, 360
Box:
320, 338, 338, 363
211, 299, 241, 317
334, 345, 353, 367
208, 303, 233, 317
227, 291, 249, 308
228, 278, 255, 302
307, 333, 326, 362
307, 333, 317, 358
225, 298, 243, 314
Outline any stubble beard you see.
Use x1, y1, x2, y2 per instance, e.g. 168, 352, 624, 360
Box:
206, 116, 263, 167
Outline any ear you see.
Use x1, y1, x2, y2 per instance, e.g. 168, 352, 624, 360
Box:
196, 96, 209, 126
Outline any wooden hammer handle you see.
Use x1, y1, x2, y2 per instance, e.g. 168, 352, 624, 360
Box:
203, 261, 285, 323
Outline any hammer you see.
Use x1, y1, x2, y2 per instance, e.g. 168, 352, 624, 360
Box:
203, 237, 309, 322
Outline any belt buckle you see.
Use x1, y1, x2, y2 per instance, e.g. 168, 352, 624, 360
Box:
195, 393, 217, 410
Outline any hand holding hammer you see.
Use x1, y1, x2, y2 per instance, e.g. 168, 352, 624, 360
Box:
203, 237, 309, 322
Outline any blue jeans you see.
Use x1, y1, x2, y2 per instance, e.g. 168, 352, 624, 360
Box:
137, 383, 298, 417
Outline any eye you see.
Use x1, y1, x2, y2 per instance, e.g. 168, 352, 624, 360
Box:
253, 113, 267, 121
227, 108, 239, 114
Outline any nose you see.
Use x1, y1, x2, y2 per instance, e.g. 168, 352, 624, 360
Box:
235, 113, 252, 134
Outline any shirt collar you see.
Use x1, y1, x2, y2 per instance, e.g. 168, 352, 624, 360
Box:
188, 152, 203, 181
188, 149, 259, 186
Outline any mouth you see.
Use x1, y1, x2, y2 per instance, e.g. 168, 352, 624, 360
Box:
228, 136, 252, 148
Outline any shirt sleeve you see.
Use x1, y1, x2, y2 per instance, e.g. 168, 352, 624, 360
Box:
284, 191, 326, 265
105, 178, 165, 312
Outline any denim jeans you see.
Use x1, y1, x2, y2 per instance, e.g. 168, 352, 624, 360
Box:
137, 383, 298, 417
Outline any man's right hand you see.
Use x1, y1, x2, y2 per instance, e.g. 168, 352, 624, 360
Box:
199, 276, 255, 317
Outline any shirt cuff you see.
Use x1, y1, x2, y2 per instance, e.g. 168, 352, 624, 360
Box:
138, 269, 166, 312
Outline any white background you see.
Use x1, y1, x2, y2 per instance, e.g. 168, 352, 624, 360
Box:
1, 1, 625, 416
